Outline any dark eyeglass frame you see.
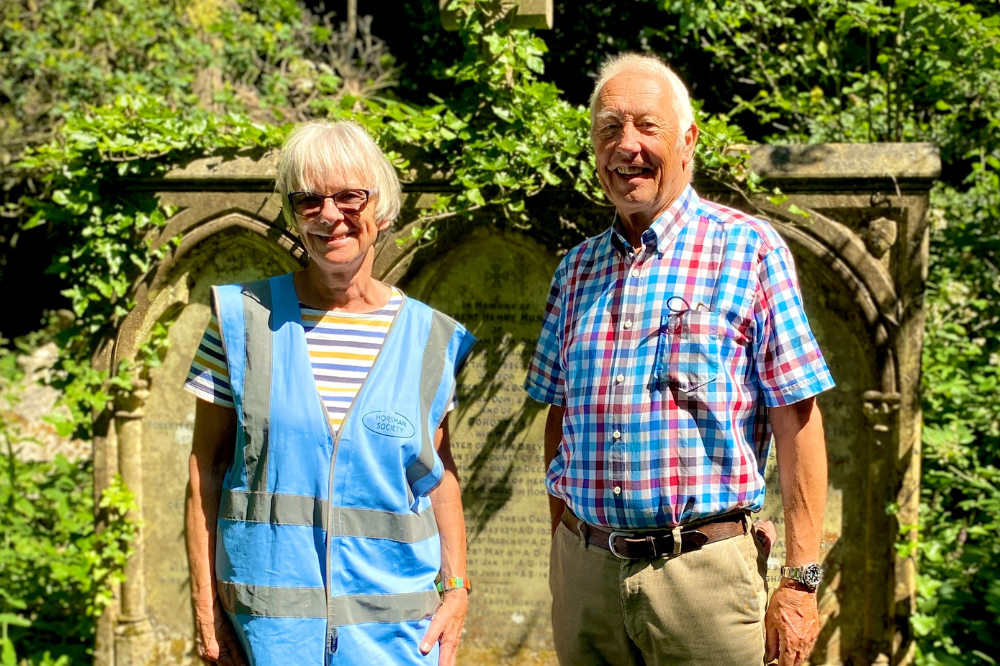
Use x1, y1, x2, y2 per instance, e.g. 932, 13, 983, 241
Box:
287, 189, 372, 217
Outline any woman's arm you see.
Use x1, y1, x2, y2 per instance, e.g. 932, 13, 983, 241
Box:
420, 420, 469, 666
186, 398, 247, 666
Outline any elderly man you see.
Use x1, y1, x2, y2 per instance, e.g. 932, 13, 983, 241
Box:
525, 53, 834, 666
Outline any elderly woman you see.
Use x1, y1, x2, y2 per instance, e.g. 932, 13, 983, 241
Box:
184, 121, 475, 666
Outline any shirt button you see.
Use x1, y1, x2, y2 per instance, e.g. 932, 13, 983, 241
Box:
612, 430, 621, 439
613, 486, 622, 496
624, 320, 632, 329
616, 373, 625, 384
631, 269, 640, 278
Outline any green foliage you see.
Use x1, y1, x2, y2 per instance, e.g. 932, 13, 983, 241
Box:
916, 166, 1000, 664
0, 0, 369, 158
0, 374, 138, 665
657, 0, 1000, 154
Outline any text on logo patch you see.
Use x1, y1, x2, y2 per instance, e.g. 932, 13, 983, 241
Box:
362, 411, 416, 439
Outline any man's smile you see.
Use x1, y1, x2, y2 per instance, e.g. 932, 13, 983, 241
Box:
614, 166, 651, 176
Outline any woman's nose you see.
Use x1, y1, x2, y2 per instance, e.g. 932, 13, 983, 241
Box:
320, 197, 345, 224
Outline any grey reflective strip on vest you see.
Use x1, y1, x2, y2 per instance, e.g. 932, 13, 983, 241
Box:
329, 590, 441, 626
219, 490, 326, 526
406, 311, 456, 487
240, 279, 273, 493
219, 490, 438, 542
218, 582, 440, 625
331, 505, 438, 542
218, 581, 326, 618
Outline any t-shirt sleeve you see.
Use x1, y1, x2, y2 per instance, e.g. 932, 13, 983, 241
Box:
183, 311, 236, 409
752, 247, 835, 407
525, 270, 566, 406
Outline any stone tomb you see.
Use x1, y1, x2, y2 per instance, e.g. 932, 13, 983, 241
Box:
95, 144, 938, 666
398, 231, 559, 660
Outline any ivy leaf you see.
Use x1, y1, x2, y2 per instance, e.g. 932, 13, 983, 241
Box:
466, 188, 486, 206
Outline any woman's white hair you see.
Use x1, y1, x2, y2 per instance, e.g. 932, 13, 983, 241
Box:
589, 53, 695, 147
275, 121, 402, 226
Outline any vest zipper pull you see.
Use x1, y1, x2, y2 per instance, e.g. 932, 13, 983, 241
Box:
327, 628, 338, 654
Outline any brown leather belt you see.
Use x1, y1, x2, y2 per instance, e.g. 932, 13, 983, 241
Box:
561, 508, 748, 560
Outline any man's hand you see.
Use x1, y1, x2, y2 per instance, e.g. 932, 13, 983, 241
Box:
764, 583, 820, 666
195, 604, 248, 666
421, 589, 469, 666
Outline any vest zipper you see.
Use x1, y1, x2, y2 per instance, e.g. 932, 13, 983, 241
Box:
319, 295, 408, 656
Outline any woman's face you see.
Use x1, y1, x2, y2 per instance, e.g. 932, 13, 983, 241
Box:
292, 172, 389, 273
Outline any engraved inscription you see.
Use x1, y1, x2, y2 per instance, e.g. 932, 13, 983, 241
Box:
403, 232, 559, 658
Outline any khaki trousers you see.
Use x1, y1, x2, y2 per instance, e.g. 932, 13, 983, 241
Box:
549, 516, 767, 666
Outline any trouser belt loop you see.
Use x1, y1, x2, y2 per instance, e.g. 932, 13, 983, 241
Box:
671, 525, 683, 556
577, 519, 590, 550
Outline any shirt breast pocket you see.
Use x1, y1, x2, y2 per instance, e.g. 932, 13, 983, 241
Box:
656, 309, 721, 393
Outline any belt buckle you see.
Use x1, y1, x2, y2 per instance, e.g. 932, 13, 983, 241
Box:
608, 531, 630, 560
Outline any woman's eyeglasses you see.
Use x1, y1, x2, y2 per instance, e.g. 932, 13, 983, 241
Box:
288, 189, 371, 217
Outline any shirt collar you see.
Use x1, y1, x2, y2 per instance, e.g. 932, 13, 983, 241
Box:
609, 185, 700, 258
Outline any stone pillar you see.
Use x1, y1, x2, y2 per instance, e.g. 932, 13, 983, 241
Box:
113, 376, 154, 666
92, 402, 119, 666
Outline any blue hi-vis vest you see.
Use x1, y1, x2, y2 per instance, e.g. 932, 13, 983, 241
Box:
211, 273, 476, 666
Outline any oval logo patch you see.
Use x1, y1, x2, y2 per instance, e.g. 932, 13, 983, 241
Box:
362, 411, 416, 439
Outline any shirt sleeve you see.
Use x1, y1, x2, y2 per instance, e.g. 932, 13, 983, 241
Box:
752, 247, 835, 407
525, 270, 567, 406
183, 311, 236, 409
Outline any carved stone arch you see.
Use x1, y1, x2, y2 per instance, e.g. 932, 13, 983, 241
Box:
764, 207, 899, 395
112, 209, 304, 368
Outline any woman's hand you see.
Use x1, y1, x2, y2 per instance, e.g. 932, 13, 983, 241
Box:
195, 603, 248, 666
420, 589, 469, 666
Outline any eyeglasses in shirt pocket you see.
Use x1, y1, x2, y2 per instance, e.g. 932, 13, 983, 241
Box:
656, 309, 721, 393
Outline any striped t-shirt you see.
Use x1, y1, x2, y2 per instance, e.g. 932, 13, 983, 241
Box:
184, 288, 407, 433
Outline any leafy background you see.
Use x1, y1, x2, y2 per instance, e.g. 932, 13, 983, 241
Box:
1, 0, 998, 664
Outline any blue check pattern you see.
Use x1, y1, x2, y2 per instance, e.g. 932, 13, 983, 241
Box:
525, 186, 835, 529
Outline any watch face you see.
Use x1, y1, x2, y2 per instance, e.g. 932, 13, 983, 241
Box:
803, 564, 823, 589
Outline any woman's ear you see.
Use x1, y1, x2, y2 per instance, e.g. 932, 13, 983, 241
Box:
377, 218, 392, 233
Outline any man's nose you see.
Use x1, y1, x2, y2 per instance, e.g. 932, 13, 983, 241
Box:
617, 123, 641, 156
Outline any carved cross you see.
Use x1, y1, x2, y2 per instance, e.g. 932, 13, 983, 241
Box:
440, 0, 553, 30
485, 264, 511, 288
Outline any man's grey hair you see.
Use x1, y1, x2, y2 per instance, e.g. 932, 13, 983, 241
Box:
589, 53, 696, 147
275, 121, 402, 227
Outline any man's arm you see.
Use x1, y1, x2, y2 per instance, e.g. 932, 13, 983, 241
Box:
765, 396, 827, 666
545, 404, 567, 535
421, 420, 468, 666
186, 399, 247, 666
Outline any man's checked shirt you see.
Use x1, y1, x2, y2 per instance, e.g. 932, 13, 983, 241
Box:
525, 186, 835, 529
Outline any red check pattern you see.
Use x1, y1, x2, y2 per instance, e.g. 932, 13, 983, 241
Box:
525, 186, 835, 529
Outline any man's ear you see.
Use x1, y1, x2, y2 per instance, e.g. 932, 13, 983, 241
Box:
682, 123, 700, 165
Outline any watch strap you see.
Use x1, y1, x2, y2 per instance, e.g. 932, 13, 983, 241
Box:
436, 576, 472, 594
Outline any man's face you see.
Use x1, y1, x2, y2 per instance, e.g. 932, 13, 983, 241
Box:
592, 70, 697, 225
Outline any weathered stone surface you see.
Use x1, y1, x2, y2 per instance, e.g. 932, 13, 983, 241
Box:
748, 143, 941, 182
100, 143, 938, 666
440, 0, 553, 30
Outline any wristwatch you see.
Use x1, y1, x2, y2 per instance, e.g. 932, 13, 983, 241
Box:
780, 563, 823, 592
